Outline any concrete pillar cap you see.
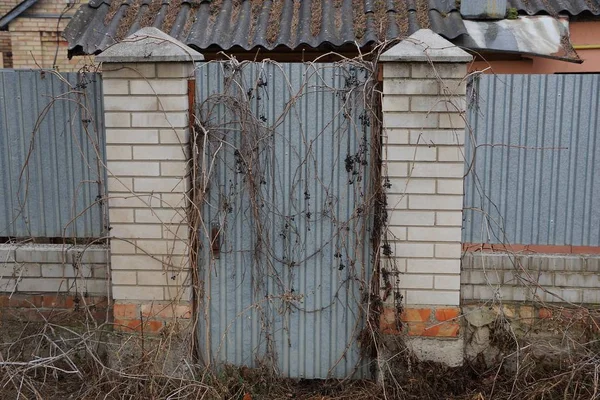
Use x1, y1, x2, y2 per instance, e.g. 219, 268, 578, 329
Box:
380, 29, 473, 63
96, 27, 204, 63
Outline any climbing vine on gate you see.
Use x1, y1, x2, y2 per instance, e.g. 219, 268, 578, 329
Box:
189, 58, 397, 378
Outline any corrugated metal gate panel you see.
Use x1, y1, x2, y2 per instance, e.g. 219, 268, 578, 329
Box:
196, 62, 372, 379
463, 74, 600, 246
0, 70, 106, 239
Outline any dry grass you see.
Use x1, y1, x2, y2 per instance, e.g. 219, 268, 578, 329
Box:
247, 0, 265, 47
229, 0, 243, 35
182, 2, 200, 38
138, 0, 163, 29
103, 0, 124, 26
394, 0, 409, 37
310, 0, 323, 38
160, 0, 184, 36
414, 0, 431, 30
289, 0, 301, 45
114, 0, 142, 40
208, 0, 224, 26
352, 0, 367, 39
266, 0, 284, 45
2, 316, 599, 400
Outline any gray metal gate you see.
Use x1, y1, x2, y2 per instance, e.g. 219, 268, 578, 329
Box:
195, 62, 374, 379
0, 70, 106, 239
464, 74, 600, 246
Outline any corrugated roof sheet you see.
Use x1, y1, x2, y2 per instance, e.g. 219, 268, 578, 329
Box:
62, 0, 599, 58
457, 16, 579, 61
507, 0, 600, 17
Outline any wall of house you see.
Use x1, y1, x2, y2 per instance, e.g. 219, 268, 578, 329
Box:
0, 0, 18, 67
0, 0, 19, 17
471, 21, 600, 74
0, 244, 109, 321
0, 34, 8, 67
7, 0, 93, 71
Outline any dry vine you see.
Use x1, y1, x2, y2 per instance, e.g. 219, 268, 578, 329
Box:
0, 40, 599, 400
190, 54, 387, 379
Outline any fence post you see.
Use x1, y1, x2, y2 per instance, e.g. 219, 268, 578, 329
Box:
97, 28, 203, 334
379, 29, 472, 366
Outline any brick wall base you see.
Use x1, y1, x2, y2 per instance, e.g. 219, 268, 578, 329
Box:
113, 301, 193, 333
0, 244, 109, 323
379, 301, 600, 368
0, 294, 108, 323
463, 302, 600, 366
0, 295, 194, 336
380, 306, 461, 337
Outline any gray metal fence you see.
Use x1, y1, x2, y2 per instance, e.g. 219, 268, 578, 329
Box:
195, 62, 374, 379
463, 74, 600, 246
0, 70, 106, 239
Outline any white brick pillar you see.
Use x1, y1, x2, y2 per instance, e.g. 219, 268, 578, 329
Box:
97, 28, 203, 333
378, 29, 472, 366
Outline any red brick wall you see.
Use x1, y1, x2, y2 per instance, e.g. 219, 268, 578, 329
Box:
380, 306, 461, 338
0, 294, 108, 323
113, 303, 192, 333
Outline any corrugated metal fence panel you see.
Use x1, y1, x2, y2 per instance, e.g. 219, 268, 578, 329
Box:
463, 74, 600, 246
0, 70, 106, 239
196, 62, 372, 379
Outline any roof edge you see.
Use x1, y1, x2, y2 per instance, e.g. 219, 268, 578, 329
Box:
0, 0, 40, 31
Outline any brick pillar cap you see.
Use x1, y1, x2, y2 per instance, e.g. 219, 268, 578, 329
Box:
96, 27, 204, 63
380, 29, 473, 63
